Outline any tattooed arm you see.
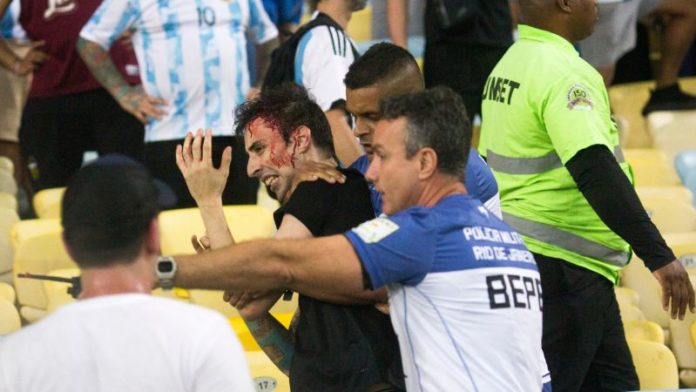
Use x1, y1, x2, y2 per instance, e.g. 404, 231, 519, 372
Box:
76, 37, 166, 123
243, 307, 298, 375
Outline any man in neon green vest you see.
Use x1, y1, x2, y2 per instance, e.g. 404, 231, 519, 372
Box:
480, 0, 695, 390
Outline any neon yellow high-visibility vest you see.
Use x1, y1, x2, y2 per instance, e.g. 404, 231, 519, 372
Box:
479, 25, 633, 283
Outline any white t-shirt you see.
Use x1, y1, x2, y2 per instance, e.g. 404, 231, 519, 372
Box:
0, 294, 254, 392
293, 12, 355, 111
80, 0, 278, 142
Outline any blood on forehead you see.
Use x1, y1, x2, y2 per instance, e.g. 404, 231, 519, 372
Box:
246, 117, 298, 168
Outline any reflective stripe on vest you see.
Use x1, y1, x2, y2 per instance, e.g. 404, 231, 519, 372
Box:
503, 213, 630, 267
487, 146, 625, 175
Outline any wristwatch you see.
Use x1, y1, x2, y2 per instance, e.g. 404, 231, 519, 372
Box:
156, 256, 177, 290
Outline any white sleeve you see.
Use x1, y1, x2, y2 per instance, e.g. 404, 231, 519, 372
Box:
483, 192, 503, 219
294, 26, 352, 111
189, 315, 255, 392
79, 0, 138, 49
247, 0, 278, 44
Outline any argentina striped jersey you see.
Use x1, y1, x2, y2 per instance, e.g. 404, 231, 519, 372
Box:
80, 0, 278, 142
1, 0, 27, 42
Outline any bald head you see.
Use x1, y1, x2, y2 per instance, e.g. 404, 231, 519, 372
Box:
344, 43, 423, 100
518, 0, 598, 42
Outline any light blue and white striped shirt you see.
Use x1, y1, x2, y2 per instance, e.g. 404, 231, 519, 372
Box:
81, 0, 278, 142
1, 0, 27, 42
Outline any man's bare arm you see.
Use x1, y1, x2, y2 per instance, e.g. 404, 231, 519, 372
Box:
174, 235, 368, 300
387, 0, 408, 48
325, 108, 363, 167
76, 37, 166, 123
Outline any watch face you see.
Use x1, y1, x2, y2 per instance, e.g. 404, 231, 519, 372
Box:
158, 261, 174, 273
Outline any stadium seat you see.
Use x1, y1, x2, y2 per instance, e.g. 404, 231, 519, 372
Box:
346, 4, 372, 41
10, 218, 61, 251
0, 208, 19, 283
667, 275, 696, 387
0, 192, 17, 212
623, 148, 681, 186
609, 77, 696, 148
619, 303, 646, 323
675, 150, 696, 183
647, 110, 696, 164
43, 268, 80, 312
32, 187, 65, 219
615, 286, 639, 308
0, 298, 20, 335
0, 170, 17, 196
636, 185, 693, 205
624, 319, 665, 344
627, 339, 679, 389
13, 231, 76, 323
639, 196, 696, 234
0, 281, 15, 303
621, 257, 670, 329
0, 156, 13, 174
245, 351, 290, 392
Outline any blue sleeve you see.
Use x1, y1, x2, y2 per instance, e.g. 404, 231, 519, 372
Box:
348, 155, 382, 216
464, 148, 498, 203
344, 212, 435, 288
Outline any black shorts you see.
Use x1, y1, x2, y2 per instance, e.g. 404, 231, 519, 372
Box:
143, 136, 258, 210
19, 88, 144, 190
534, 253, 639, 392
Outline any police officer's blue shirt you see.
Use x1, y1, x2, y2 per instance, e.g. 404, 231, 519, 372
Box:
343, 194, 549, 391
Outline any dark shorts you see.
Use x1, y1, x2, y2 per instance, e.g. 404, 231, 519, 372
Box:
19, 89, 144, 190
143, 136, 258, 210
534, 253, 639, 392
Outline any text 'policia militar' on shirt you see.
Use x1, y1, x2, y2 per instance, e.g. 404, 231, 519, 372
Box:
482, 76, 520, 105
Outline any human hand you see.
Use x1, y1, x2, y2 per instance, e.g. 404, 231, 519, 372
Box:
190, 234, 211, 253
117, 85, 167, 123
652, 259, 696, 320
224, 289, 282, 320
289, 160, 345, 195
374, 302, 390, 315
13, 40, 49, 76
175, 129, 232, 207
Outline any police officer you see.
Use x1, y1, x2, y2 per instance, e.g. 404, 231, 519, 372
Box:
479, 0, 695, 391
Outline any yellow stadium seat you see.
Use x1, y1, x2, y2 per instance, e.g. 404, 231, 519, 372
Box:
43, 268, 80, 312
0, 297, 20, 335
10, 218, 62, 251
0, 281, 15, 303
623, 148, 680, 186
640, 196, 696, 234
691, 321, 696, 348
624, 319, 665, 344
32, 187, 65, 219
0, 192, 17, 212
609, 77, 696, 148
636, 186, 693, 205
615, 286, 639, 308
619, 303, 646, 323
346, 5, 372, 41
246, 351, 290, 392
0, 156, 13, 174
621, 257, 670, 329
0, 208, 19, 283
628, 339, 679, 389
0, 170, 16, 196
647, 110, 696, 164
13, 231, 76, 323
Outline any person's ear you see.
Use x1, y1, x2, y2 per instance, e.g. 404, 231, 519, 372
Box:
290, 126, 313, 154
417, 148, 438, 180
556, 0, 572, 13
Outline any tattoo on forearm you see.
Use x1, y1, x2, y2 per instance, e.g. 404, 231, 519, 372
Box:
76, 38, 132, 101
245, 313, 296, 375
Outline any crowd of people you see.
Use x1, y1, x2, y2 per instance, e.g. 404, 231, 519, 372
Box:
1, 0, 696, 391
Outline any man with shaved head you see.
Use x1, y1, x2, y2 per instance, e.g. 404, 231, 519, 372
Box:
342, 42, 501, 218
480, 0, 695, 390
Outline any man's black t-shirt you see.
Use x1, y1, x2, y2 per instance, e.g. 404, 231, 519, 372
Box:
273, 169, 404, 392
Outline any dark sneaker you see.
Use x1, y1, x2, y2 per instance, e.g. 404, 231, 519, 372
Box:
642, 84, 696, 116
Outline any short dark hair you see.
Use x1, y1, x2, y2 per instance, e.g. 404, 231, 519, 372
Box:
235, 83, 335, 158
61, 156, 165, 268
380, 87, 471, 178
344, 42, 418, 89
